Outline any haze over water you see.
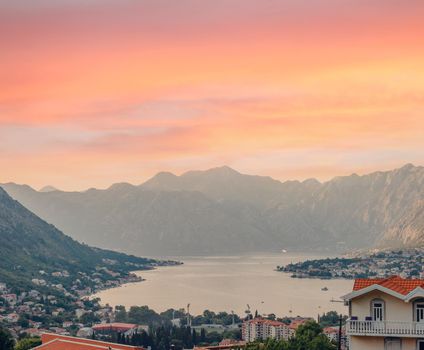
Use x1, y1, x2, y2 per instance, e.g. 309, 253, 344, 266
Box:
95, 253, 352, 317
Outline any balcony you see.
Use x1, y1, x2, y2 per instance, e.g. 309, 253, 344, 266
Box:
347, 319, 424, 337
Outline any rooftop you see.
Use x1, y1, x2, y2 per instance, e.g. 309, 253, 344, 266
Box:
244, 318, 286, 327
36, 334, 145, 350
353, 276, 424, 295
92, 323, 138, 331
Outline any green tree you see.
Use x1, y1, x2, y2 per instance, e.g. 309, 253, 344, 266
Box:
128, 306, 162, 325
200, 328, 206, 343
80, 312, 100, 326
308, 335, 336, 350
14, 337, 41, 350
17, 316, 29, 329
115, 305, 128, 322
191, 328, 197, 345
295, 321, 335, 350
319, 311, 347, 328
0, 327, 14, 350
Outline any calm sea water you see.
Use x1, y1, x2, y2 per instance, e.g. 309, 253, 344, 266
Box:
95, 253, 352, 318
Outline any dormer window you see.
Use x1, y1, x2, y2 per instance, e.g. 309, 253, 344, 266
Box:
371, 299, 385, 321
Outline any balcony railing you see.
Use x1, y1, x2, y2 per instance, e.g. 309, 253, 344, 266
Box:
347, 319, 424, 337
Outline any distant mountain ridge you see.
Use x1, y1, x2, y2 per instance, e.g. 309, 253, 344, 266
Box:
2, 164, 423, 255
39, 185, 59, 193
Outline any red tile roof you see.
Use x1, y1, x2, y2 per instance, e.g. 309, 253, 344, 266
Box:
288, 319, 308, 330
245, 318, 286, 327
353, 276, 424, 295
38, 334, 144, 350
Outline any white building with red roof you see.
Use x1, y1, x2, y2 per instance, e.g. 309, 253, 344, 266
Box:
342, 276, 424, 350
92, 322, 148, 336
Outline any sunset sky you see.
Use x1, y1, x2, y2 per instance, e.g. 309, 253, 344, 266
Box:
1, 0, 424, 190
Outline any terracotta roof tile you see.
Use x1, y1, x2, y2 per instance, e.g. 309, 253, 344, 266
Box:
38, 334, 144, 350
352, 276, 424, 295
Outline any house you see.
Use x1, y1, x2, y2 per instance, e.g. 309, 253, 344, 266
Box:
75, 309, 86, 318
323, 326, 339, 343
62, 321, 74, 328
242, 318, 290, 342
287, 319, 309, 338
342, 276, 424, 350
5, 312, 19, 323
3, 293, 17, 305
34, 333, 145, 350
323, 326, 348, 349
92, 322, 141, 336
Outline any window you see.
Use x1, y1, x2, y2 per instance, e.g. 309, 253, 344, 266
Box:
417, 339, 424, 350
415, 301, 424, 322
372, 299, 385, 321
384, 338, 401, 350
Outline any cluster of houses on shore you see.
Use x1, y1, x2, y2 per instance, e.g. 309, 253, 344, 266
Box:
281, 249, 424, 280
5, 275, 424, 350
0, 281, 117, 338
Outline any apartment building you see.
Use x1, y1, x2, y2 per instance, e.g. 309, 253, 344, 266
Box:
342, 276, 424, 350
242, 318, 290, 342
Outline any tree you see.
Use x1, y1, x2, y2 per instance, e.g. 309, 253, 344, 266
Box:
319, 311, 347, 328
14, 337, 41, 350
0, 327, 14, 350
308, 335, 336, 350
17, 316, 29, 329
80, 312, 100, 326
296, 320, 322, 340
295, 321, 336, 350
200, 328, 206, 343
191, 328, 197, 345
128, 306, 162, 325
115, 305, 128, 322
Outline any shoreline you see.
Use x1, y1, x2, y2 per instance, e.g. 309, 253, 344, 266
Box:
90, 260, 183, 301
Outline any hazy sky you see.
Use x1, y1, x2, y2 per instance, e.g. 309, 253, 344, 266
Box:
1, 0, 424, 190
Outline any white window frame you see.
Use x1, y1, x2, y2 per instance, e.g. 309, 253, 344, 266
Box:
414, 300, 424, 323
371, 298, 385, 322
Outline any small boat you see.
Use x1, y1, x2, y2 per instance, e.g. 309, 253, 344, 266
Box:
281, 249, 288, 253
321, 287, 329, 291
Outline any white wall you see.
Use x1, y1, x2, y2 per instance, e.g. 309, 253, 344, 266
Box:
351, 290, 414, 322
350, 336, 420, 350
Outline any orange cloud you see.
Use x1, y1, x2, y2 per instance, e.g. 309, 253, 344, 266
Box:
1, 0, 424, 189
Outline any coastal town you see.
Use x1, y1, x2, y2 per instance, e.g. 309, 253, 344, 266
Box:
0, 257, 181, 341
4, 273, 424, 350
0, 254, 351, 350
0, 273, 349, 349
2, 246, 424, 350
277, 249, 424, 280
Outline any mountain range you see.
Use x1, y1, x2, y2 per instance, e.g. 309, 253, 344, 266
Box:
2, 164, 423, 256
